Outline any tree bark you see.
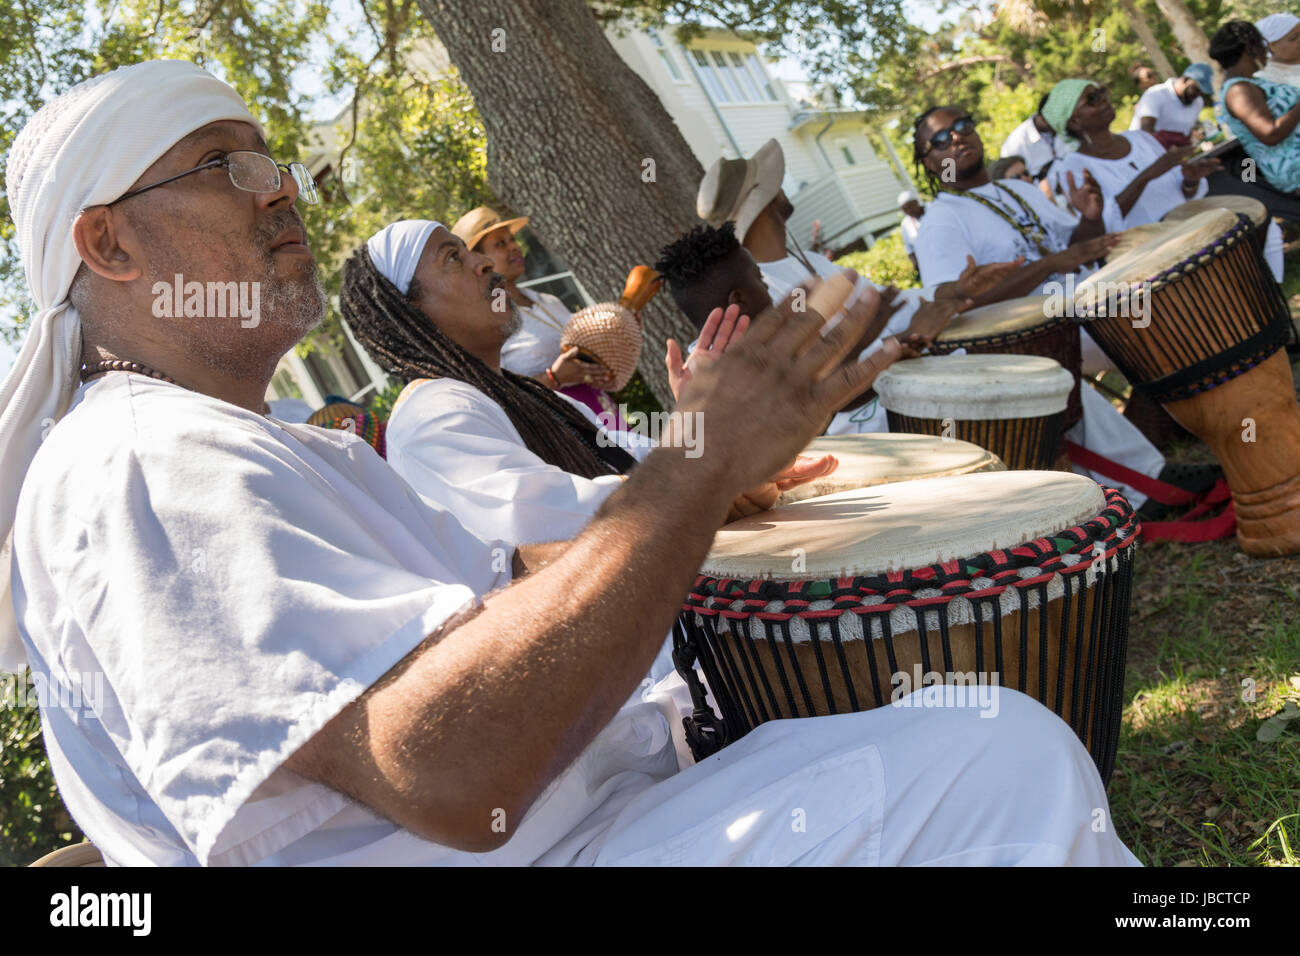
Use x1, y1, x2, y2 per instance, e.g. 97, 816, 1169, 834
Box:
1119, 0, 1175, 78
1150, 0, 1211, 66
415, 0, 702, 404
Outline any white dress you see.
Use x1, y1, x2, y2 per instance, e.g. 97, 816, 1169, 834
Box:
500, 289, 572, 378
1053, 131, 1208, 231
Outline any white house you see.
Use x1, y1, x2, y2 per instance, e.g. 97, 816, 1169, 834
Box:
268, 24, 914, 410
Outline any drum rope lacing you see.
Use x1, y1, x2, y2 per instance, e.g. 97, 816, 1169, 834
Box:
684, 487, 1139, 622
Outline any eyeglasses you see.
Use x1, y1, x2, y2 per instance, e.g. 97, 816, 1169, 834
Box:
106, 150, 319, 207
1081, 86, 1109, 107
923, 116, 976, 155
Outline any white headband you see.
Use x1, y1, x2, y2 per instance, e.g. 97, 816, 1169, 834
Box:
0, 60, 261, 673
366, 220, 443, 295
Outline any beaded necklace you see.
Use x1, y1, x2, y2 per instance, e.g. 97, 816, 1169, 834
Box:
955, 182, 1053, 257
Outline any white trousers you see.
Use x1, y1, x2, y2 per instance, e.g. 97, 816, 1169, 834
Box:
562, 685, 1140, 866
1065, 382, 1166, 508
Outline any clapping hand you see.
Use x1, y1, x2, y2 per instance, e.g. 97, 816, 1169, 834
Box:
665, 303, 750, 402
1065, 169, 1105, 221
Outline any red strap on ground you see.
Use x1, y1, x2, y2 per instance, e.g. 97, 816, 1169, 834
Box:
1063, 441, 1236, 542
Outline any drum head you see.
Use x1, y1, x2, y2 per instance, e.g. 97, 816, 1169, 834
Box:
777, 433, 1004, 505
936, 294, 1062, 345
704, 471, 1106, 580
875, 354, 1073, 420
1162, 195, 1267, 228
1106, 222, 1178, 261
1075, 208, 1239, 308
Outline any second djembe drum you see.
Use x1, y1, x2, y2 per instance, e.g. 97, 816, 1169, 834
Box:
875, 354, 1075, 470
776, 433, 1004, 505
674, 471, 1137, 781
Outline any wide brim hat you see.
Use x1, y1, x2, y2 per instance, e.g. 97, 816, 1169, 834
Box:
451, 205, 530, 252
696, 138, 785, 242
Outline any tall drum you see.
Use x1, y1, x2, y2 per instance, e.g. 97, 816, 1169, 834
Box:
1074, 208, 1300, 556
930, 295, 1084, 430
777, 433, 1004, 505
674, 471, 1138, 781
875, 354, 1074, 470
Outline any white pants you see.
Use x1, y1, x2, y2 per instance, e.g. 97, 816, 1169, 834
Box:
566, 685, 1139, 866
1066, 382, 1165, 508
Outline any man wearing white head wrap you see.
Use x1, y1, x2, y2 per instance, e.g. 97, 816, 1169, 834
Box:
6, 61, 1140, 869
0, 60, 283, 673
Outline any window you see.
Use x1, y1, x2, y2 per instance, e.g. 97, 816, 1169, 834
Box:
648, 28, 683, 82
692, 49, 730, 102
710, 50, 745, 101
745, 54, 778, 101
728, 51, 763, 100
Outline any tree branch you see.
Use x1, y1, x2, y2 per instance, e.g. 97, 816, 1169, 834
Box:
918, 55, 1028, 81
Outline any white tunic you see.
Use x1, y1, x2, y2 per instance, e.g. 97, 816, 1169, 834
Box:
386, 377, 652, 548
10, 373, 1143, 868
500, 289, 571, 378
1052, 131, 1208, 231
914, 179, 1083, 292
1129, 79, 1204, 136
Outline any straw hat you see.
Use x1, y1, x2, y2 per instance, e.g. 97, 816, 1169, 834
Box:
696, 138, 785, 241
451, 205, 530, 252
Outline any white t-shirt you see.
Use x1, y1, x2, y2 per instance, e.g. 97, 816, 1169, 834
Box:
999, 117, 1070, 179
1129, 79, 1204, 136
386, 378, 653, 548
12, 374, 676, 867
914, 179, 1082, 291
500, 289, 571, 378
900, 215, 922, 256
1052, 131, 1207, 231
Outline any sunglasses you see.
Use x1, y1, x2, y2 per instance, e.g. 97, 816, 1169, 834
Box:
923, 116, 976, 155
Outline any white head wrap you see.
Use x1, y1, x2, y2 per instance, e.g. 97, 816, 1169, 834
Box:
897, 189, 919, 207
366, 220, 443, 295
1257, 13, 1300, 44
0, 60, 261, 672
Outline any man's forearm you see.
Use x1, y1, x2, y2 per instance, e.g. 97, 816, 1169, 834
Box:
307, 448, 735, 849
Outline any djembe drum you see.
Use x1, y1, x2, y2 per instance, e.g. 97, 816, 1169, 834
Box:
1106, 222, 1177, 261
1073, 208, 1300, 556
777, 433, 1004, 505
875, 354, 1075, 470
674, 471, 1137, 780
930, 295, 1084, 430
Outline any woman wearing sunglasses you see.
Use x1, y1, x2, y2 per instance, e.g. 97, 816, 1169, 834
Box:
1043, 80, 1220, 231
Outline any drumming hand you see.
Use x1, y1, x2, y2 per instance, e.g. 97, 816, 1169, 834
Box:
905, 297, 970, 348
666, 269, 893, 496
665, 304, 751, 402
1049, 233, 1120, 273
551, 347, 616, 390
948, 255, 1026, 300
1065, 169, 1105, 221
726, 454, 839, 522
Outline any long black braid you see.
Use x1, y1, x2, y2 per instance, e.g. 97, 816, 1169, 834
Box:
339, 245, 636, 480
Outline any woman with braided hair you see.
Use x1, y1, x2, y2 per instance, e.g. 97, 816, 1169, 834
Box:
341, 220, 837, 555
1211, 19, 1300, 194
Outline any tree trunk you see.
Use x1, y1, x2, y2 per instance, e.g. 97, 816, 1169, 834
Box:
1119, 0, 1175, 78
1150, 0, 1211, 66
415, 0, 702, 404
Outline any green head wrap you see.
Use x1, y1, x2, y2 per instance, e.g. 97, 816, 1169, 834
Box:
1041, 79, 1093, 151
